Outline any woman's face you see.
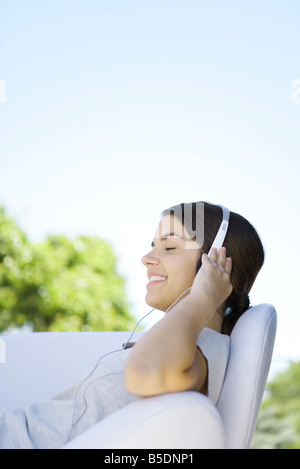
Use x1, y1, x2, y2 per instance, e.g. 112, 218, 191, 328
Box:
141, 214, 201, 312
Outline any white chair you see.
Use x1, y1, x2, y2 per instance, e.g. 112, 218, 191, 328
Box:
0, 303, 277, 449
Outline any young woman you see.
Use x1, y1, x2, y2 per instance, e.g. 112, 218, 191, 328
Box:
125, 201, 264, 400
0, 201, 264, 449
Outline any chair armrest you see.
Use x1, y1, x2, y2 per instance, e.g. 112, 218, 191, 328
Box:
63, 391, 225, 449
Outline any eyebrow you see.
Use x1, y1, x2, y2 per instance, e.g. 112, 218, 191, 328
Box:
151, 232, 183, 247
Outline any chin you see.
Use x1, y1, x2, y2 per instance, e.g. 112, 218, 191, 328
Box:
145, 294, 166, 312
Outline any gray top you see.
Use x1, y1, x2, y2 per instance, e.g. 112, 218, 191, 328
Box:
0, 328, 230, 449
196, 328, 230, 405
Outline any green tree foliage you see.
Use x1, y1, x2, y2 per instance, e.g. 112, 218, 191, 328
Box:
0, 206, 136, 332
252, 361, 300, 449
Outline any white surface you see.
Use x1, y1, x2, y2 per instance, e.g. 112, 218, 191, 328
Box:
0, 303, 277, 449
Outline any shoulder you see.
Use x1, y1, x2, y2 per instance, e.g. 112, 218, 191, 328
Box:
197, 328, 230, 358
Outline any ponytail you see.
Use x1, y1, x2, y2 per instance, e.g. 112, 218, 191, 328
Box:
222, 291, 250, 335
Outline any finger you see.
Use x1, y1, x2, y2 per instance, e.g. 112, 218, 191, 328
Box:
201, 252, 211, 264
204, 252, 219, 270
218, 246, 227, 268
224, 257, 232, 275
208, 247, 218, 263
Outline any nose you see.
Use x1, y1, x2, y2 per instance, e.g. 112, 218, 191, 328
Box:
141, 249, 159, 267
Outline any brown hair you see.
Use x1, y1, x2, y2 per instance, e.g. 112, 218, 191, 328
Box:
162, 201, 265, 335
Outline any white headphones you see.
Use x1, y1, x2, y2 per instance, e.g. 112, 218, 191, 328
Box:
207, 205, 230, 256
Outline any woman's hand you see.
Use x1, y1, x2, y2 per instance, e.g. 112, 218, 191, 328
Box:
190, 247, 233, 312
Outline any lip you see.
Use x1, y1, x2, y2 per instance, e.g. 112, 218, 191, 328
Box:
146, 271, 168, 288
147, 271, 168, 280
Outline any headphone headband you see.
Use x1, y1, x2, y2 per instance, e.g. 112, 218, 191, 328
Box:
207, 205, 230, 257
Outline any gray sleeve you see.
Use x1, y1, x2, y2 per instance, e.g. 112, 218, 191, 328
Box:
196, 328, 230, 405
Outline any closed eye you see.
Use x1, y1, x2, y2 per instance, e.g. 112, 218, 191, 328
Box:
166, 247, 176, 251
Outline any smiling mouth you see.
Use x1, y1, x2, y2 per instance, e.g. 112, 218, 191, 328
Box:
147, 275, 168, 287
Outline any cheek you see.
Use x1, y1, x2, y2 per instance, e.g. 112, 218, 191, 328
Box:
170, 258, 197, 287
182, 254, 200, 285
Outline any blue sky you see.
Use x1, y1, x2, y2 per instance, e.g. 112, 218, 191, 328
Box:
0, 0, 300, 375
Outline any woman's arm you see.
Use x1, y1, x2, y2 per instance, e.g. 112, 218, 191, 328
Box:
124, 247, 233, 397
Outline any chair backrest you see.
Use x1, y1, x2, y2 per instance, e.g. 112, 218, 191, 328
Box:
217, 303, 277, 449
